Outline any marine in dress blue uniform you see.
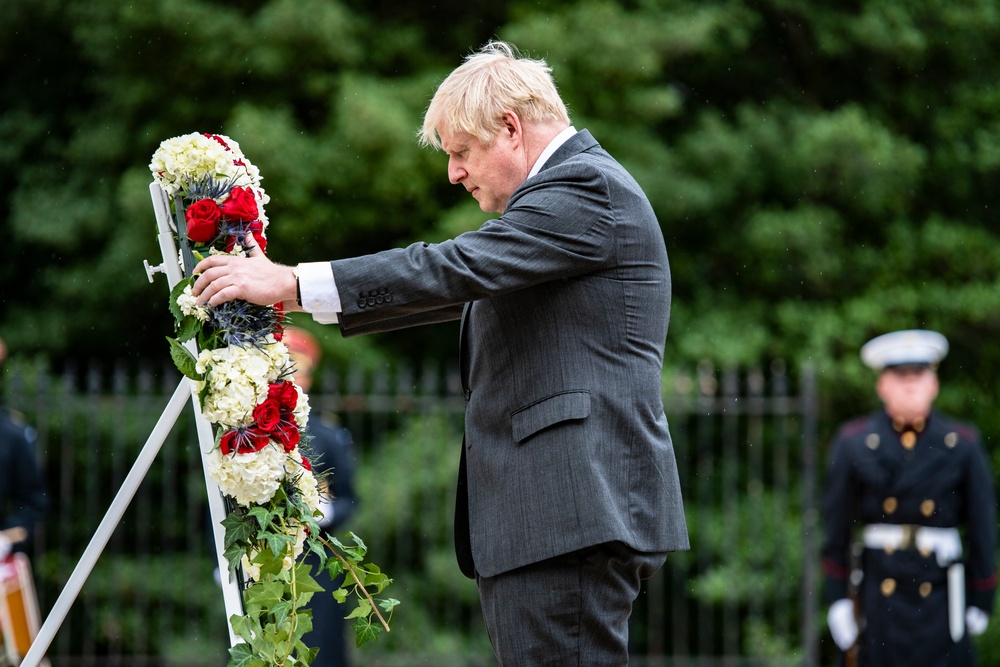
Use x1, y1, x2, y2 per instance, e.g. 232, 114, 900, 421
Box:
822, 330, 997, 666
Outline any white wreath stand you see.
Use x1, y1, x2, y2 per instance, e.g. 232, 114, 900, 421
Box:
19, 184, 245, 666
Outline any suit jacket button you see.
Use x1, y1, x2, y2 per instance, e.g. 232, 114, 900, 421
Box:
357, 299, 366, 309
367, 297, 376, 306
376, 295, 384, 304
384, 294, 392, 302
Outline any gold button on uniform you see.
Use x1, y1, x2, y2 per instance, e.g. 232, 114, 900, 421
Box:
881, 579, 897, 596
901, 431, 917, 449
920, 582, 933, 598
921, 499, 936, 517
883, 497, 898, 515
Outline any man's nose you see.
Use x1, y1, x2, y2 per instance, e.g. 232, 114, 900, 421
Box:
448, 162, 466, 185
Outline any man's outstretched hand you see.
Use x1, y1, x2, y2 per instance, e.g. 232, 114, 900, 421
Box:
193, 253, 299, 310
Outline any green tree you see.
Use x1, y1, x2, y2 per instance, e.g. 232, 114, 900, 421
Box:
4, 0, 1000, 659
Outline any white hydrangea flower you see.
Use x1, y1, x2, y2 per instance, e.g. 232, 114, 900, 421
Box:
196, 344, 285, 428
176, 285, 210, 322
265, 337, 290, 368
206, 443, 287, 506
292, 384, 310, 430
241, 553, 262, 582
149, 132, 265, 196
286, 450, 320, 513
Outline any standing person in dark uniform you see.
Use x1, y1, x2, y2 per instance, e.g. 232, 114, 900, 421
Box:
0, 336, 48, 559
822, 329, 997, 666
283, 327, 357, 667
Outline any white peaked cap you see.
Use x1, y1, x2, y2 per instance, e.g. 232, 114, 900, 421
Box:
860, 329, 949, 370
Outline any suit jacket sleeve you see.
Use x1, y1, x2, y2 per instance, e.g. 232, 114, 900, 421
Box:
331, 155, 617, 337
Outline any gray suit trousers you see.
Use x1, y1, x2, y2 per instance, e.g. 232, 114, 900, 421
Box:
477, 541, 666, 666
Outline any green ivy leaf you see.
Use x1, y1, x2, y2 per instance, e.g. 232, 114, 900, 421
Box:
226, 642, 266, 667
263, 530, 293, 558
378, 598, 401, 614
229, 615, 256, 645
352, 617, 382, 647
294, 564, 324, 594
345, 599, 372, 620
272, 599, 293, 626
245, 581, 285, 610
340, 532, 369, 560
167, 337, 200, 380
168, 277, 192, 323
248, 506, 277, 530
325, 556, 345, 579
255, 550, 285, 578
222, 510, 254, 548
176, 314, 201, 343
294, 642, 319, 664
291, 611, 313, 644
223, 543, 246, 577
262, 624, 289, 645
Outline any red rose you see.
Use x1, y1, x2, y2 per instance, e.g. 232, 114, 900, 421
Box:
273, 422, 300, 452
220, 428, 269, 455
268, 381, 298, 410
220, 187, 258, 222
219, 430, 236, 456
300, 456, 312, 471
252, 230, 268, 253
185, 199, 221, 243
245, 429, 270, 453
252, 398, 282, 431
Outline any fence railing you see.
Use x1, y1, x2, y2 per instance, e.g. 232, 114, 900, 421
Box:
2, 358, 818, 666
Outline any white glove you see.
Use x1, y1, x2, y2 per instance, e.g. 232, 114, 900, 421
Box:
967, 606, 989, 636
915, 527, 963, 566
828, 598, 859, 651
0, 534, 11, 559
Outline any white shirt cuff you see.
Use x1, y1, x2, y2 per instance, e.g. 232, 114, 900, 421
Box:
297, 261, 340, 324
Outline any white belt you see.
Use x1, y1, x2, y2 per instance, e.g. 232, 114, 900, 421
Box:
862, 524, 962, 567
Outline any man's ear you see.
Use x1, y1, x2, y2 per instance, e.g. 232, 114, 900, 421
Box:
501, 111, 522, 146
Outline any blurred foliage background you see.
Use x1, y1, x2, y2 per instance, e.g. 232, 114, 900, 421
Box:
3, 0, 1000, 661
3, 0, 999, 434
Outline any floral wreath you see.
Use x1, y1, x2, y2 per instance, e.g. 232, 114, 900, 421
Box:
150, 132, 395, 666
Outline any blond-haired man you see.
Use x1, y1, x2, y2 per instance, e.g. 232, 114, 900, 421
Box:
194, 41, 688, 664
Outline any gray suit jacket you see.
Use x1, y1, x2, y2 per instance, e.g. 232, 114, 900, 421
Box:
332, 129, 689, 578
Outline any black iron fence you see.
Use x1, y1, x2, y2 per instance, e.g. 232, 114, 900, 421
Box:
2, 358, 819, 666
